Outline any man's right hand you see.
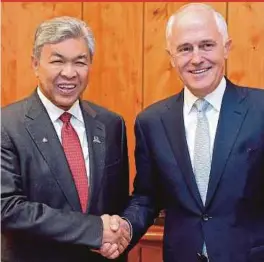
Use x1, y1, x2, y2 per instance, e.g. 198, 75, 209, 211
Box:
100, 214, 131, 259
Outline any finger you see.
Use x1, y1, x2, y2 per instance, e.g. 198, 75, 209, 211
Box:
91, 249, 100, 254
109, 249, 120, 260
118, 236, 129, 254
103, 243, 119, 258
100, 243, 111, 256
117, 241, 125, 255
121, 227, 131, 242
109, 215, 120, 232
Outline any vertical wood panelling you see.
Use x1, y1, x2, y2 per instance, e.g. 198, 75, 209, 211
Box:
227, 2, 264, 88
82, 3, 143, 192
143, 2, 227, 108
1, 2, 82, 106
2, 2, 263, 199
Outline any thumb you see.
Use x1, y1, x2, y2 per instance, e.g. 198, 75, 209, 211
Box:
109, 215, 120, 232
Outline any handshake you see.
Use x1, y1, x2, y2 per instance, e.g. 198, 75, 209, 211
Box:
98, 214, 131, 259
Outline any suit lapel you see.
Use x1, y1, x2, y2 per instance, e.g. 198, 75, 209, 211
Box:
24, 92, 81, 211
81, 102, 106, 213
206, 80, 249, 207
161, 91, 204, 209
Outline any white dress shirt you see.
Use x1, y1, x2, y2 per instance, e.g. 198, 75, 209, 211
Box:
37, 88, 90, 182
183, 77, 226, 168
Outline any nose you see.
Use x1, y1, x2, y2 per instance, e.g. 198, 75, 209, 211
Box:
191, 47, 203, 65
60, 64, 77, 79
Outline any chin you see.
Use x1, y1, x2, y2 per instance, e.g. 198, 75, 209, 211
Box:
188, 84, 210, 97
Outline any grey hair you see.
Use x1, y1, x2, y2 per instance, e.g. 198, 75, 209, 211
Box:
166, 3, 228, 44
33, 16, 95, 62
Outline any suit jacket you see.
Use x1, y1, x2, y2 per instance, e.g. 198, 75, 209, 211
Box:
1, 91, 129, 262
123, 79, 264, 262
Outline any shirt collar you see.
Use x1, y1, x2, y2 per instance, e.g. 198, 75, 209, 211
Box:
37, 88, 84, 124
184, 77, 226, 114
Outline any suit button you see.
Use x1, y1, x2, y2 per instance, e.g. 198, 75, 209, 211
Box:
202, 214, 211, 221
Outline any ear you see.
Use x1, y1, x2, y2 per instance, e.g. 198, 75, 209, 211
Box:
166, 48, 176, 68
224, 38, 232, 59
31, 55, 39, 77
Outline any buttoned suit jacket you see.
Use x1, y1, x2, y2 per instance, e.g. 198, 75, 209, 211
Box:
123, 79, 264, 262
1, 91, 129, 262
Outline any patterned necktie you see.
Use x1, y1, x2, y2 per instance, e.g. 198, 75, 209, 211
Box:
193, 99, 211, 205
193, 99, 211, 259
60, 112, 88, 212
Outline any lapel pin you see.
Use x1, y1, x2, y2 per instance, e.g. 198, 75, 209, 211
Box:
42, 137, 48, 143
93, 136, 101, 143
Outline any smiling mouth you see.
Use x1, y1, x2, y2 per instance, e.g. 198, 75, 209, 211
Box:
189, 67, 212, 74
57, 84, 76, 90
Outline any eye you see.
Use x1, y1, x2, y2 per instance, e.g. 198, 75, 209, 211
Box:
183, 47, 190, 52
50, 60, 63, 64
200, 42, 215, 51
179, 46, 192, 53
75, 61, 87, 66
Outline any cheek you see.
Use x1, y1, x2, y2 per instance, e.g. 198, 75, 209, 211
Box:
206, 51, 225, 65
177, 57, 191, 70
174, 59, 186, 73
38, 68, 58, 83
79, 69, 90, 82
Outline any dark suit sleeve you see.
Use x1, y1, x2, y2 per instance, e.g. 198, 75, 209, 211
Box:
1, 125, 103, 249
122, 117, 161, 247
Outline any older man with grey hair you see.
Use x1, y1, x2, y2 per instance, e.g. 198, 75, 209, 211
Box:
1, 16, 130, 262
122, 3, 264, 262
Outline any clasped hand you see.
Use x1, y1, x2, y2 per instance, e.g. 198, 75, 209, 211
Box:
100, 214, 131, 259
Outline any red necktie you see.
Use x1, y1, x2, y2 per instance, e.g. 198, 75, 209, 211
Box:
60, 112, 88, 212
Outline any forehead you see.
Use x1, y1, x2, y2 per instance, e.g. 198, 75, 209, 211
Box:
170, 12, 222, 46
41, 37, 89, 59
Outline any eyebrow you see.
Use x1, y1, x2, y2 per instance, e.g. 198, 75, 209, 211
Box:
176, 39, 217, 49
199, 39, 217, 44
50, 52, 88, 60
177, 43, 192, 50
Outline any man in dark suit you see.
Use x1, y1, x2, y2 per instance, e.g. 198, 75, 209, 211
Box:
1, 16, 130, 262
121, 3, 264, 262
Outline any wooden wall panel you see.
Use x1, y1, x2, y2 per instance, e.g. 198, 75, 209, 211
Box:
82, 3, 143, 192
143, 2, 227, 108
2, 2, 263, 197
227, 2, 264, 88
1, 2, 82, 106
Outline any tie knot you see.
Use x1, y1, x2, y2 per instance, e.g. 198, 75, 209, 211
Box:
60, 112, 72, 123
194, 99, 210, 113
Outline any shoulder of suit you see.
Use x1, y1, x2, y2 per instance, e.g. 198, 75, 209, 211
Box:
137, 94, 179, 120
81, 100, 124, 122
231, 81, 264, 106
2, 96, 30, 123
246, 87, 264, 111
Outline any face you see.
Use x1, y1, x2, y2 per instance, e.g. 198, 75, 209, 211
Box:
32, 37, 90, 110
167, 11, 231, 97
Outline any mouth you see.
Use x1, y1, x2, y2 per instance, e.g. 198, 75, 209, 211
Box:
189, 67, 212, 75
57, 83, 77, 94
